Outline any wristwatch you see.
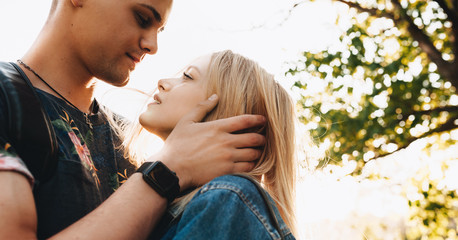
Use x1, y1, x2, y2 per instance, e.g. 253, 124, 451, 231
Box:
136, 161, 180, 203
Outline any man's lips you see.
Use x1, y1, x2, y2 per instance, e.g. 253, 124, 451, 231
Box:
126, 53, 141, 64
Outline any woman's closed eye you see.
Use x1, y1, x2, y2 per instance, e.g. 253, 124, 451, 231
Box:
183, 72, 193, 80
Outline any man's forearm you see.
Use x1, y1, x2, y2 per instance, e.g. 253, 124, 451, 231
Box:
50, 173, 167, 240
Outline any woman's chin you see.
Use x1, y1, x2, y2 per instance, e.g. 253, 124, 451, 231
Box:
143, 126, 169, 141
155, 132, 169, 141
138, 116, 172, 140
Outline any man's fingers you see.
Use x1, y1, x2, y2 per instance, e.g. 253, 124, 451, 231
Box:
230, 148, 263, 163
231, 133, 266, 148
232, 161, 256, 173
178, 94, 219, 124
215, 114, 266, 133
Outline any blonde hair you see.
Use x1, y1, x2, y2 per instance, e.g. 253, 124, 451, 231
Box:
177, 50, 297, 234
120, 50, 298, 234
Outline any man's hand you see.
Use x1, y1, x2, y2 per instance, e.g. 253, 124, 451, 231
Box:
154, 94, 266, 190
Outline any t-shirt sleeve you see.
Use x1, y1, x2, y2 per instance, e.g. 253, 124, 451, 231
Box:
0, 91, 34, 186
0, 144, 34, 186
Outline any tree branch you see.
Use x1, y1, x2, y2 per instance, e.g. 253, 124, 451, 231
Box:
435, 0, 458, 57
225, 1, 308, 32
335, 0, 396, 20
401, 105, 458, 121
436, 0, 458, 25
391, 0, 456, 86
335, 0, 458, 88
292, 1, 307, 10
338, 0, 449, 72
376, 115, 458, 158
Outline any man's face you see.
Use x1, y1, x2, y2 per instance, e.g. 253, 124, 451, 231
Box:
70, 0, 173, 86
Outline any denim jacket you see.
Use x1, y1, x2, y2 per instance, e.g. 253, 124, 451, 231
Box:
153, 175, 296, 240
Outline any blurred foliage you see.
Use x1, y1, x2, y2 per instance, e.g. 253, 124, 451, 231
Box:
404, 138, 458, 239
286, 1, 458, 239
287, 0, 458, 170
407, 181, 458, 239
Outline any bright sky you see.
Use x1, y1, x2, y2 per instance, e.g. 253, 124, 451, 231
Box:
0, 0, 340, 119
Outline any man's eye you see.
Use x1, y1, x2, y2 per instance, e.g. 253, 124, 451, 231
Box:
136, 12, 151, 28
183, 72, 193, 80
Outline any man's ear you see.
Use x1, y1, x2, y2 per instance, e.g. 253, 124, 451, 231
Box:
70, 0, 83, 8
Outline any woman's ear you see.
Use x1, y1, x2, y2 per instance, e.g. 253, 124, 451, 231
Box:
70, 0, 83, 8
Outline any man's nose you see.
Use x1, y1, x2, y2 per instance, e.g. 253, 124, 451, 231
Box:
140, 31, 158, 55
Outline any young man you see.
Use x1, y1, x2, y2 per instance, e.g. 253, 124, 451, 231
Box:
0, 0, 266, 239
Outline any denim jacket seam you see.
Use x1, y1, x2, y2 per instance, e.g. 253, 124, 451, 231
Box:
200, 183, 281, 239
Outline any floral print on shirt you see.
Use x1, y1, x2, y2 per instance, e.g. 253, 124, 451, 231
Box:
53, 110, 101, 187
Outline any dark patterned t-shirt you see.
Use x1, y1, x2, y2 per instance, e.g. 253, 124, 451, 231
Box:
0, 78, 136, 238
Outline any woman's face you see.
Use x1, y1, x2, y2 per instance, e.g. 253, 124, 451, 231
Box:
139, 54, 211, 139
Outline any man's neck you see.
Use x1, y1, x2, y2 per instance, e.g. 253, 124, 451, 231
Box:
20, 22, 96, 114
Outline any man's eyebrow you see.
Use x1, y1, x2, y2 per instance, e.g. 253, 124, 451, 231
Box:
139, 3, 162, 23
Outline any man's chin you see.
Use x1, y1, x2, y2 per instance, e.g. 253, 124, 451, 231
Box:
111, 77, 130, 87
99, 73, 130, 87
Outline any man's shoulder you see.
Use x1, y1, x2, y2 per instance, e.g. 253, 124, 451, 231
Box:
0, 61, 13, 70
0, 61, 20, 81
0, 61, 21, 109
0, 61, 27, 100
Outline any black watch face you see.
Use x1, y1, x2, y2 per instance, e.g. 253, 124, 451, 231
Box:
150, 162, 176, 188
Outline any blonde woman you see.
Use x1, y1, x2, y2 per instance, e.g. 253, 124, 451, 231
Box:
124, 50, 297, 239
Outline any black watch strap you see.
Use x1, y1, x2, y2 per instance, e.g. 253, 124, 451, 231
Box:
136, 161, 180, 203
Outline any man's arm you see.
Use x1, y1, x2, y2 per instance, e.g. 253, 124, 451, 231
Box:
0, 95, 266, 239
52, 173, 167, 240
0, 171, 167, 240
0, 171, 37, 240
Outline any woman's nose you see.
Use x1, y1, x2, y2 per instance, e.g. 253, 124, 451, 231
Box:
157, 78, 171, 92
